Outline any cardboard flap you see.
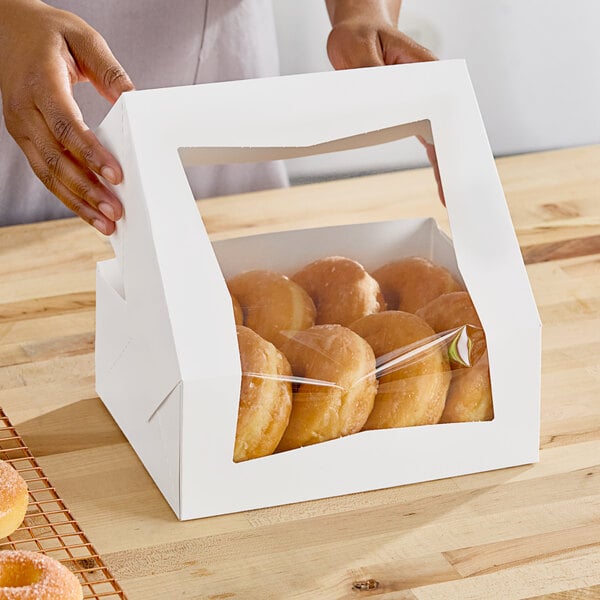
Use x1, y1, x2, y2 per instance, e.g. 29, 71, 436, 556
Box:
97, 104, 184, 409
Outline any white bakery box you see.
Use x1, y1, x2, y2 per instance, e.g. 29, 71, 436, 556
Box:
94, 60, 541, 520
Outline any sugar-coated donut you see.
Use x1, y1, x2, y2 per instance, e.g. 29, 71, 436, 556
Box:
416, 291, 486, 367
228, 270, 316, 349
441, 358, 494, 422
350, 311, 451, 429
0, 459, 28, 540
372, 257, 463, 314
292, 256, 386, 326
230, 292, 243, 326
234, 326, 293, 462
277, 325, 377, 451
0, 550, 83, 600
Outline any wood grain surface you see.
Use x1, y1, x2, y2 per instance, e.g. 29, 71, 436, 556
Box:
1, 145, 599, 599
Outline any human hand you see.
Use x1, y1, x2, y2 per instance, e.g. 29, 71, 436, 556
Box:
327, 17, 436, 70
0, 0, 134, 234
326, 1, 444, 204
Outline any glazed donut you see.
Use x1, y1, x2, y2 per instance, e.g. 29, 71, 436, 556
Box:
416, 291, 487, 367
277, 324, 377, 451
230, 292, 243, 326
350, 311, 451, 429
0, 550, 82, 600
234, 326, 293, 462
228, 270, 316, 349
372, 257, 463, 314
0, 459, 28, 540
292, 256, 386, 326
416, 292, 493, 421
441, 358, 494, 422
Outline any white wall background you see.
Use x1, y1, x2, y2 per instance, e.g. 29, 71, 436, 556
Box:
272, 0, 600, 181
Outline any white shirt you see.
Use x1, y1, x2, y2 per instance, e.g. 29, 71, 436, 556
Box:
0, 0, 287, 226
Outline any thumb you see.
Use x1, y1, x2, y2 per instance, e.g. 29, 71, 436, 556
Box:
66, 27, 135, 103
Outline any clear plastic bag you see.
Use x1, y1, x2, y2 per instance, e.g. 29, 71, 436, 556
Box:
229, 255, 493, 462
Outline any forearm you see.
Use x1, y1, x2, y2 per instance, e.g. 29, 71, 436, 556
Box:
325, 0, 402, 27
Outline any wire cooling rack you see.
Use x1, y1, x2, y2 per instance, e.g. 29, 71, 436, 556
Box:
0, 406, 126, 599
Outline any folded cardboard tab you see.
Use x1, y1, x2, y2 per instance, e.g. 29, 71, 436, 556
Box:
95, 60, 541, 520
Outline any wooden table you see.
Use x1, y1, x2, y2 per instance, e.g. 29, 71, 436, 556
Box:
1, 145, 599, 599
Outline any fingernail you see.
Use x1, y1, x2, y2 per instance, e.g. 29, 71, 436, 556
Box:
98, 202, 116, 221
101, 166, 119, 185
93, 219, 109, 235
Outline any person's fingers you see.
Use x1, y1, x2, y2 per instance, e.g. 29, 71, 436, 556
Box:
26, 145, 116, 235
381, 29, 437, 64
31, 64, 124, 186
47, 177, 116, 235
32, 127, 123, 220
417, 136, 445, 206
16, 132, 119, 235
329, 25, 436, 71
65, 26, 135, 103
29, 152, 115, 235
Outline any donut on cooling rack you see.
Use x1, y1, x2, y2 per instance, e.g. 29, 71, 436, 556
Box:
0, 550, 83, 600
228, 270, 316, 349
276, 324, 377, 451
292, 256, 386, 326
0, 459, 28, 540
371, 256, 463, 314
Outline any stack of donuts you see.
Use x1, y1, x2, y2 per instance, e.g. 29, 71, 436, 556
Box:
0, 459, 83, 599
227, 256, 493, 462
